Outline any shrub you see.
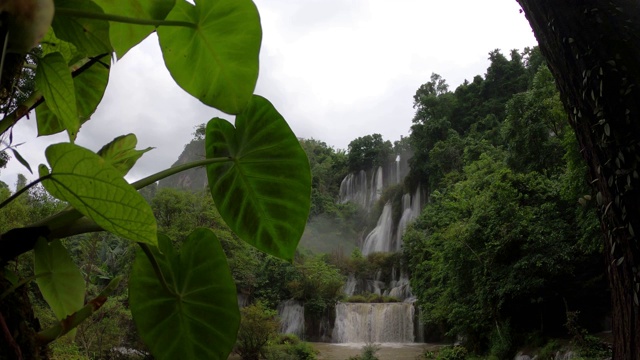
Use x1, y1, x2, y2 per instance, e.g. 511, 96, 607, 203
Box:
536, 339, 560, 359
265, 346, 297, 360
235, 301, 280, 360
345, 295, 367, 303
289, 342, 317, 360
488, 323, 514, 359
348, 343, 380, 360
265, 340, 317, 360
275, 334, 301, 345
344, 293, 400, 303
435, 346, 468, 360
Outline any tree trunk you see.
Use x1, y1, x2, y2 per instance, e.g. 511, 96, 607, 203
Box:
516, 1, 640, 359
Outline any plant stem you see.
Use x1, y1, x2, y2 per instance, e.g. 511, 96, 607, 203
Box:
0, 55, 109, 137
0, 157, 231, 262
0, 273, 47, 301
36, 276, 122, 344
0, 175, 49, 209
132, 157, 231, 190
55, 8, 197, 28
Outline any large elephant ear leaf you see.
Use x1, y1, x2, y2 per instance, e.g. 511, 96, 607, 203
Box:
39, 143, 157, 245
157, 0, 261, 114
129, 230, 239, 360
92, 0, 175, 58
52, 0, 112, 56
205, 95, 311, 261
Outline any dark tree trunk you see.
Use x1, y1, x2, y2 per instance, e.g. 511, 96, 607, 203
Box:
516, 1, 640, 359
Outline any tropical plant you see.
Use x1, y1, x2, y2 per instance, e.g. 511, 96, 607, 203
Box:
235, 301, 280, 360
347, 343, 381, 360
0, 1, 310, 359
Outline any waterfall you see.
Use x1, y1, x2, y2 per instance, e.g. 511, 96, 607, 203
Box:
371, 167, 384, 205
339, 167, 386, 210
336, 165, 425, 343
339, 170, 368, 208
332, 303, 415, 343
344, 274, 357, 296
386, 271, 412, 300
395, 155, 400, 184
395, 186, 422, 251
278, 299, 305, 339
362, 202, 394, 255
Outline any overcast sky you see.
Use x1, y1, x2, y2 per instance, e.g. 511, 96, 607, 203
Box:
1, 0, 538, 188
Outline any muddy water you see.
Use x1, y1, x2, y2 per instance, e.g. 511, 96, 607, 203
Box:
312, 342, 443, 360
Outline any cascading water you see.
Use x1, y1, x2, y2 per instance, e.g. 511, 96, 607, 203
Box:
371, 167, 384, 205
278, 299, 305, 339
335, 155, 424, 343
332, 303, 415, 343
395, 186, 422, 251
362, 202, 394, 255
339, 167, 386, 210
386, 271, 412, 300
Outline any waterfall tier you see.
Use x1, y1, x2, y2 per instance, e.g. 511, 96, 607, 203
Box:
362, 202, 395, 255
277, 299, 305, 339
332, 303, 415, 343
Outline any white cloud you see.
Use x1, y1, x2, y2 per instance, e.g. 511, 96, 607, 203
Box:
0, 0, 537, 188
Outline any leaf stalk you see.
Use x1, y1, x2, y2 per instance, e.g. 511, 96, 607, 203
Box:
55, 8, 197, 28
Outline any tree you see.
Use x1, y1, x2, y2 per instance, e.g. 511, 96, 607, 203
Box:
517, 2, 640, 358
235, 301, 280, 360
502, 65, 567, 174
347, 134, 393, 172
405, 152, 606, 355
0, 1, 310, 359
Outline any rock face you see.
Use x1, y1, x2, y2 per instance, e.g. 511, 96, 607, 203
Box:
158, 139, 208, 191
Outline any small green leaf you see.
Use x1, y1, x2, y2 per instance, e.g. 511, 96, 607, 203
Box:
35, 52, 79, 141
130, 230, 239, 360
52, 0, 112, 56
37, 54, 110, 137
206, 96, 311, 261
34, 239, 85, 323
97, 134, 153, 176
93, 0, 175, 58
8, 147, 32, 174
157, 0, 261, 114
39, 143, 157, 245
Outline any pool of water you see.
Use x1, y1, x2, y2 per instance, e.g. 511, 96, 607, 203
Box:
312, 342, 443, 360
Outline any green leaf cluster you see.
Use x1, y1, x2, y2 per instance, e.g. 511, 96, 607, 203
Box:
0, 0, 310, 359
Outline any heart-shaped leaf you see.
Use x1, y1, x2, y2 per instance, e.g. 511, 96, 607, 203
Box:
34, 239, 85, 326
35, 52, 79, 141
52, 0, 112, 57
129, 229, 239, 360
93, 0, 175, 58
37, 54, 110, 137
39, 143, 157, 245
97, 134, 153, 176
157, 0, 261, 114
205, 95, 311, 261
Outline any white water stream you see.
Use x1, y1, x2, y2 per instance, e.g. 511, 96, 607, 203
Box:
332, 303, 416, 343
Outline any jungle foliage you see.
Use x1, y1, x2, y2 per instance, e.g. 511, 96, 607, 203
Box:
403, 49, 609, 357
